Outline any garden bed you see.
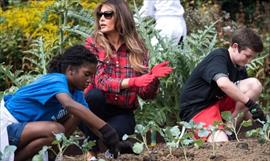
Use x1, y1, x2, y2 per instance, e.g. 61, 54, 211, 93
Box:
101, 139, 270, 161
62, 138, 270, 161
59, 121, 270, 161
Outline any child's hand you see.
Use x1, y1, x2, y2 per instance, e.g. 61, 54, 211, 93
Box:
99, 124, 120, 158
250, 106, 266, 122
245, 99, 266, 122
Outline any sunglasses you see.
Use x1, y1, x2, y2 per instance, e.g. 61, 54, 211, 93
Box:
97, 11, 114, 19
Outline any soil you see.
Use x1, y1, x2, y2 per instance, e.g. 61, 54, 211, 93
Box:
101, 139, 270, 161
61, 123, 270, 161
61, 138, 270, 161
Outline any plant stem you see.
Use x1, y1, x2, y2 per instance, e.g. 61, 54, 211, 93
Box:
233, 127, 240, 142
212, 142, 216, 157
181, 143, 188, 161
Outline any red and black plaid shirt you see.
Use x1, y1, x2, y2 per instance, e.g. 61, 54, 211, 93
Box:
84, 37, 159, 109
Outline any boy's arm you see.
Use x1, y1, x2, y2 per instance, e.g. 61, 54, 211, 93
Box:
216, 76, 249, 104
56, 93, 105, 129
216, 76, 266, 121
56, 93, 120, 158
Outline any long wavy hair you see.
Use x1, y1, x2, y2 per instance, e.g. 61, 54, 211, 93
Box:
93, 0, 148, 73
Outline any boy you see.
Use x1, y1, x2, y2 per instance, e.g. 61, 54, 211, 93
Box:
179, 28, 266, 142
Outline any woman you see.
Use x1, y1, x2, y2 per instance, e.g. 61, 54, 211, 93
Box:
0, 45, 119, 161
82, 0, 172, 155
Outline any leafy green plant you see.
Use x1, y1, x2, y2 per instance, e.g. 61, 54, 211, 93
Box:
23, 37, 54, 75
43, 0, 94, 54
159, 125, 190, 160
32, 146, 49, 161
122, 121, 159, 154
222, 111, 252, 142
80, 137, 96, 155
0, 145, 17, 161
50, 133, 95, 160
52, 133, 79, 160
179, 120, 210, 140
43, 0, 81, 54
0, 36, 50, 100
246, 114, 270, 143
205, 121, 223, 159
133, 2, 219, 126
158, 121, 207, 161
32, 133, 95, 161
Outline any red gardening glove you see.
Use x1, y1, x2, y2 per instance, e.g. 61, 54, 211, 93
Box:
128, 73, 155, 87
151, 61, 173, 78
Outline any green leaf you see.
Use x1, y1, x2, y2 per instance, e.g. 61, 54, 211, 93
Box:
221, 111, 233, 122
54, 133, 65, 142
32, 146, 49, 161
193, 139, 205, 148
182, 138, 193, 146
170, 126, 180, 137
132, 143, 144, 154
135, 124, 146, 135
241, 120, 252, 127
198, 129, 209, 137
81, 139, 95, 153
246, 129, 259, 137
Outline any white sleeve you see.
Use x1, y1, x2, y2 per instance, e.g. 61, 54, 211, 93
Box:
139, 0, 155, 18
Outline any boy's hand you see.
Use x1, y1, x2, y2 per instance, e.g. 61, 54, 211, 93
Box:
250, 106, 266, 122
99, 124, 120, 158
245, 99, 266, 122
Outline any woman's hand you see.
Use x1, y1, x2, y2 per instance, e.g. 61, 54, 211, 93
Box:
151, 61, 173, 78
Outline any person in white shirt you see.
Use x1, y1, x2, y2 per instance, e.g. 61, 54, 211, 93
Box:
140, 0, 187, 45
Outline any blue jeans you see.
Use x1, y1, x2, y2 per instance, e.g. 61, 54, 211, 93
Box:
7, 122, 27, 146
80, 88, 136, 143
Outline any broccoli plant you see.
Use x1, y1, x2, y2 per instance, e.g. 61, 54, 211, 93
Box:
246, 114, 270, 143
222, 111, 252, 142
32, 146, 49, 161
80, 137, 96, 155
179, 120, 210, 141
205, 121, 224, 159
122, 121, 159, 154
177, 121, 208, 160
207, 124, 218, 159
51, 133, 80, 160
159, 125, 192, 160
32, 133, 95, 161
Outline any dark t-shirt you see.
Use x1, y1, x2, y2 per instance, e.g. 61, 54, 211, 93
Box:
179, 48, 248, 121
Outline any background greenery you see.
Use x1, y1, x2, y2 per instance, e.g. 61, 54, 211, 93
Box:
0, 0, 269, 126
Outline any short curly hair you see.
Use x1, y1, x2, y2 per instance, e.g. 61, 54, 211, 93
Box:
47, 45, 98, 73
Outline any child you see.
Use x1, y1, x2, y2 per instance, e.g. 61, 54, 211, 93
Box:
0, 45, 119, 161
179, 28, 266, 142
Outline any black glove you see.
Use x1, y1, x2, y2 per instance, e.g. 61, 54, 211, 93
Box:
118, 140, 134, 154
99, 124, 120, 158
245, 99, 266, 122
